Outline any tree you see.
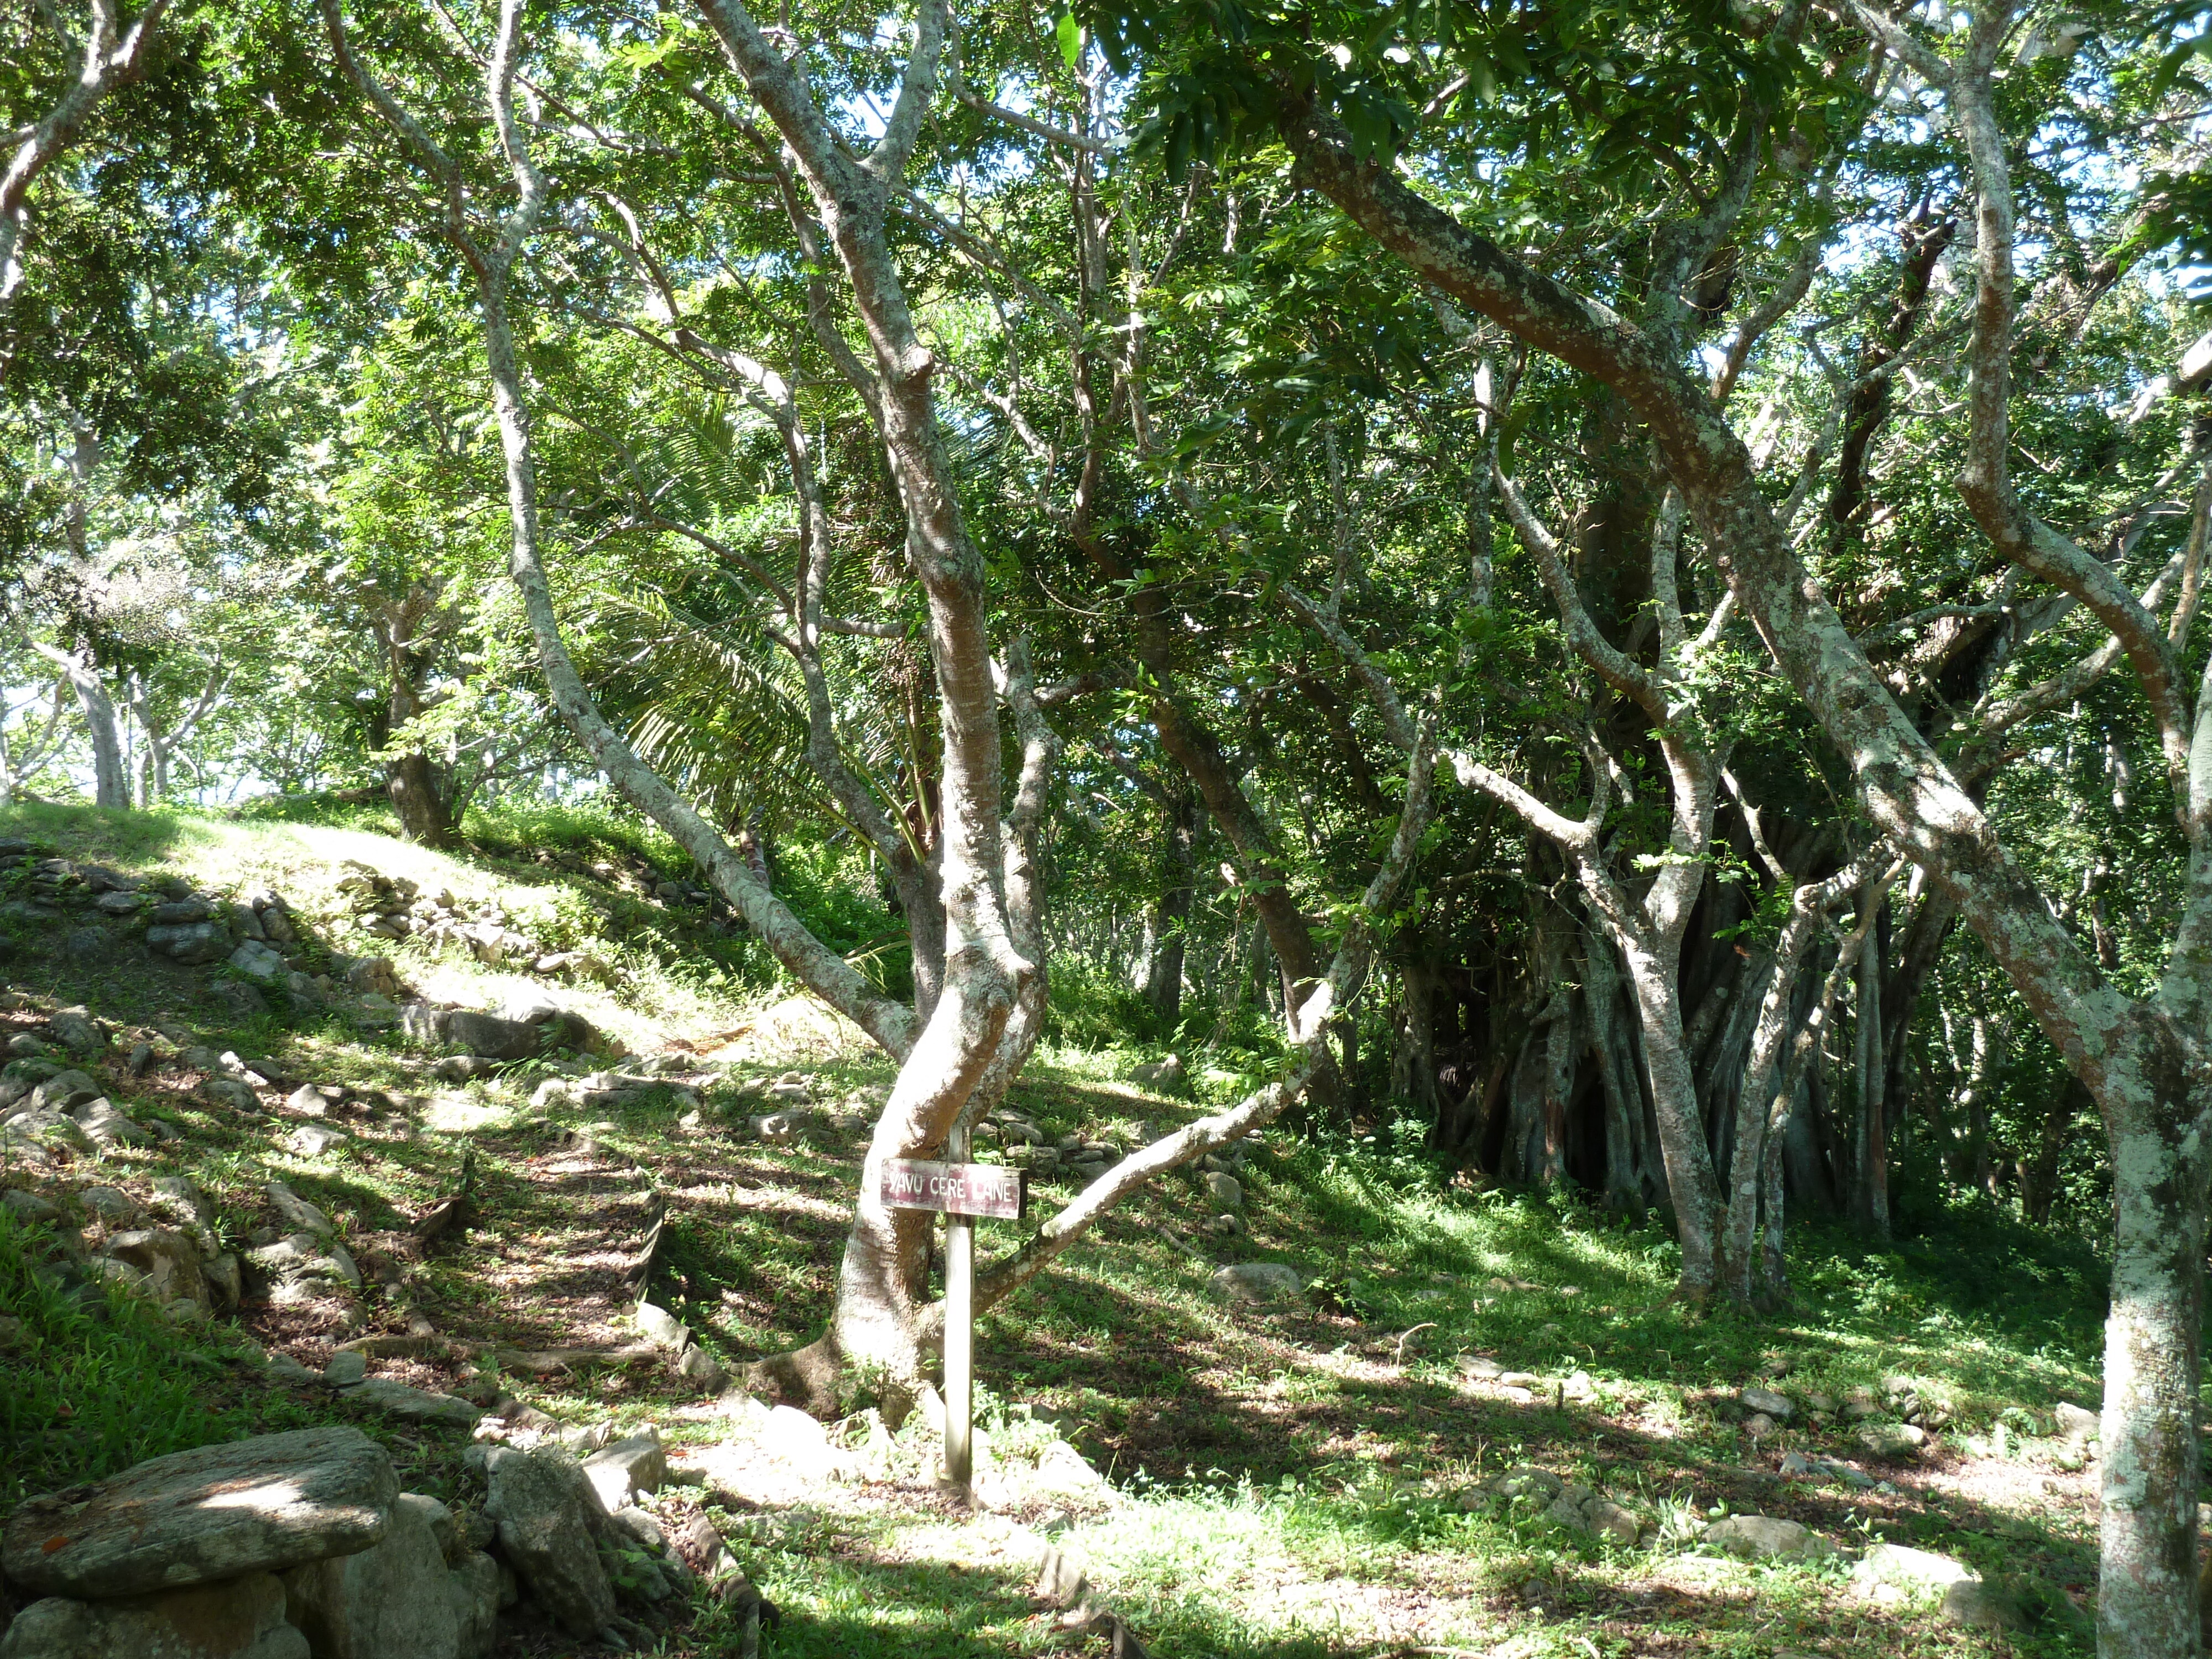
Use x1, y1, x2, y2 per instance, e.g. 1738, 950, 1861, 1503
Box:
1102, 0, 2209, 1644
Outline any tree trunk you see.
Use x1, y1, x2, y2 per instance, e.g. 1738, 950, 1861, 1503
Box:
1394, 954, 1438, 1120
1582, 930, 1648, 1212
36, 644, 127, 809
1851, 890, 1890, 1238
1620, 938, 1721, 1295
1540, 992, 1574, 1185
2094, 1054, 2209, 1659
1960, 1011, 2000, 1199
1143, 787, 1199, 1029
375, 586, 461, 846
2021, 1078, 2089, 1225
387, 751, 457, 845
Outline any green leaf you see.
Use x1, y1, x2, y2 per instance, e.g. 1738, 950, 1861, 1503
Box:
1056, 14, 1083, 71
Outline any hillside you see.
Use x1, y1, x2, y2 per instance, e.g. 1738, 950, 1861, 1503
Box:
0, 803, 2115, 1658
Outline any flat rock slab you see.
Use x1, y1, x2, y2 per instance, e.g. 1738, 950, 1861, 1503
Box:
1211, 1262, 1305, 1304
2, 1426, 396, 1598
338, 1378, 483, 1428
1853, 1542, 1978, 1598
1703, 1514, 1835, 1563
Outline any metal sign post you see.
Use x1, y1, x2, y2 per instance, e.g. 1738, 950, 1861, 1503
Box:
878, 1147, 1027, 1501
942, 1118, 973, 1496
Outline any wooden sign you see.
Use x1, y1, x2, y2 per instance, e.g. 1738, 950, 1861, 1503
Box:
880, 1159, 1027, 1221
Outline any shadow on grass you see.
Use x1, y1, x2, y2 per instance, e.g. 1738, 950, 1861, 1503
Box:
711, 1545, 1407, 1659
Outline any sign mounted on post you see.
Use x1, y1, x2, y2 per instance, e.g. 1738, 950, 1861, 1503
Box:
880, 1143, 1021, 1500
879, 1159, 1027, 1221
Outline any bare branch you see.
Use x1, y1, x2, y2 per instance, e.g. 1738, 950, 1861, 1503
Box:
1491, 459, 1670, 723
1278, 583, 1418, 753
953, 731, 1436, 1322
865, 0, 947, 184
1948, 30, 2191, 814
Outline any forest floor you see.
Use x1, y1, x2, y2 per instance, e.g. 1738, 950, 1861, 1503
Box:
0, 802, 2116, 1658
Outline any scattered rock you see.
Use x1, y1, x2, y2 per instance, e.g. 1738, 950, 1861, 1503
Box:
79, 1186, 138, 1225
1703, 1514, 1835, 1563
148, 916, 229, 971
204, 1252, 243, 1308
0, 1571, 307, 1659
634, 1301, 690, 1352
1492, 1466, 1562, 1502
1, 1426, 397, 1597
1203, 1171, 1244, 1209
30, 1070, 100, 1111
76, 1098, 154, 1147
103, 1229, 209, 1312
676, 1345, 727, 1388
1778, 1451, 1874, 1489
325, 1350, 368, 1387
266, 1180, 335, 1238
483, 1446, 616, 1636
345, 956, 403, 998
229, 941, 287, 984
582, 1430, 666, 1514
408, 1007, 546, 1063
0, 1107, 90, 1158
1129, 1053, 1187, 1093
288, 1124, 351, 1157
2, 1188, 60, 1225
1740, 1386, 1793, 1421
200, 1078, 260, 1113
280, 1489, 485, 1659
285, 1084, 332, 1117
1211, 1262, 1305, 1305
1853, 1543, 1979, 1602
46, 1009, 109, 1056
1855, 1422, 1927, 1459
248, 1233, 363, 1300
2054, 1400, 2098, 1438
1943, 1578, 2028, 1631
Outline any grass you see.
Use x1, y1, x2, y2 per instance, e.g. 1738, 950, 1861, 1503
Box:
0, 802, 2119, 1656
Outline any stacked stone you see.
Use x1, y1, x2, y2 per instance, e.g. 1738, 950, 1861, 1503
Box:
0, 1415, 749, 1656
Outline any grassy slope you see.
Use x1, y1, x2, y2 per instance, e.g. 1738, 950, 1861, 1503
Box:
0, 804, 2111, 1658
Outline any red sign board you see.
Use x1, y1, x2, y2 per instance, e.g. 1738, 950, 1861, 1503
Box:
880, 1159, 1027, 1220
